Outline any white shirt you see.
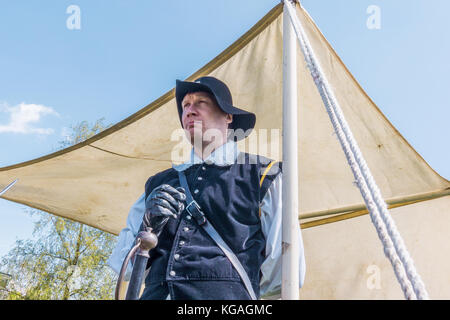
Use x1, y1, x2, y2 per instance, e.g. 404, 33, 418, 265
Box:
108, 141, 306, 298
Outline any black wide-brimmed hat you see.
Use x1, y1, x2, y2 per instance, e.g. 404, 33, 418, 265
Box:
175, 76, 256, 141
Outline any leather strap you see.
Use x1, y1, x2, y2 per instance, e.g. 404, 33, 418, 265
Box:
178, 171, 257, 300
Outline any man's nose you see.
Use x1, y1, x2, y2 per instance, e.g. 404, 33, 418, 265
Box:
184, 104, 197, 117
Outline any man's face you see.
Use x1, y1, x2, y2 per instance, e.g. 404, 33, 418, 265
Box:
181, 91, 232, 144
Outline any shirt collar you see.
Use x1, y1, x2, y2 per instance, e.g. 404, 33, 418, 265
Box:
172, 140, 240, 172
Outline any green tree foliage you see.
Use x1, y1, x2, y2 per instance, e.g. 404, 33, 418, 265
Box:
0, 119, 119, 300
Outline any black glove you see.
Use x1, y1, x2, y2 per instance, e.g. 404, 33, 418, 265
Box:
143, 184, 186, 236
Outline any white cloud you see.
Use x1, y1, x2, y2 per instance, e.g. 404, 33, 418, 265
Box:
0, 102, 59, 135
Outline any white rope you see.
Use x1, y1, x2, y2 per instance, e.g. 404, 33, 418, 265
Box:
322, 93, 417, 299
283, 0, 429, 299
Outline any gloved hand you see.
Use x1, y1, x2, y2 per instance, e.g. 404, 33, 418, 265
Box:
143, 184, 186, 236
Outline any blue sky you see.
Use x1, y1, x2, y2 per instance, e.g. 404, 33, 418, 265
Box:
0, 0, 449, 257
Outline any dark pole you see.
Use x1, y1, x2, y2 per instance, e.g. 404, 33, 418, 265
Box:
115, 227, 158, 300
125, 228, 158, 300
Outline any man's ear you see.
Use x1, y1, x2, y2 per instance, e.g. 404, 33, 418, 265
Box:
226, 114, 233, 124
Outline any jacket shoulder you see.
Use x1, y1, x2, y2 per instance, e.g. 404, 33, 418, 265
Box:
258, 158, 282, 203
236, 152, 282, 202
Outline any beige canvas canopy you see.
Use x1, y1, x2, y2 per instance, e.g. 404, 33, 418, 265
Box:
1, 3, 449, 299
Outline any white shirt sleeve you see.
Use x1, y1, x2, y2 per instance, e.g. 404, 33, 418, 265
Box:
107, 193, 146, 280
259, 172, 306, 298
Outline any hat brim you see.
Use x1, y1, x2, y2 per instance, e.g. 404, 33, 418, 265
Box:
175, 80, 256, 140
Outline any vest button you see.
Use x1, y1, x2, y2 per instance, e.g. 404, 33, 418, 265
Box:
186, 215, 192, 220
174, 254, 180, 261
179, 241, 185, 246
183, 227, 189, 232
169, 270, 176, 277
197, 176, 203, 181
202, 166, 206, 171
194, 189, 199, 194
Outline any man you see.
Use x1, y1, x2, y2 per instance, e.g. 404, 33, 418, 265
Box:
108, 76, 305, 299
